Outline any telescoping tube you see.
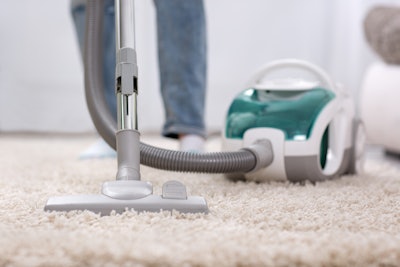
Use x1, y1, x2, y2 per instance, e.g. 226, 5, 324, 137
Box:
84, 0, 272, 173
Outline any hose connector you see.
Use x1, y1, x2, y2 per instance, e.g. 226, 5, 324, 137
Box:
241, 139, 274, 173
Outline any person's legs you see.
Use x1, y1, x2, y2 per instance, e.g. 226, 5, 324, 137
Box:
71, 0, 207, 153
153, 0, 207, 149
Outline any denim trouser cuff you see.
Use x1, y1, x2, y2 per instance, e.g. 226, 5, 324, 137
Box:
162, 125, 207, 139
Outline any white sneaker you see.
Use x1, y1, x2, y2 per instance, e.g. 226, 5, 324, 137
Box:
179, 134, 205, 153
79, 138, 117, 159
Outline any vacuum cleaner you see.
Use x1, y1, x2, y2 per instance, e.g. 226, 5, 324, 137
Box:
44, 0, 363, 216
222, 59, 365, 183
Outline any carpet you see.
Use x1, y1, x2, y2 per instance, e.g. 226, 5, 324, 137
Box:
0, 134, 399, 267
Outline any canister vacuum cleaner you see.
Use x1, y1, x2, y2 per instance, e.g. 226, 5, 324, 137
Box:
44, 0, 364, 215
223, 59, 365, 183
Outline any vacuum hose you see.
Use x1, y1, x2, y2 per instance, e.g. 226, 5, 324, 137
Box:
84, 0, 264, 173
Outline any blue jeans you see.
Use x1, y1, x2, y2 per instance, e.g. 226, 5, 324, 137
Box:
71, 0, 207, 139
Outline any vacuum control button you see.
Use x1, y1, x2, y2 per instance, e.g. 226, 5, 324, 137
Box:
162, 181, 187, 200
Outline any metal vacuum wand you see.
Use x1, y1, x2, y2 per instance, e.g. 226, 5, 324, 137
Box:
114, 0, 140, 181
101, 0, 152, 199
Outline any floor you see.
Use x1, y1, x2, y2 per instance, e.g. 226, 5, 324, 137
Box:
1, 133, 400, 266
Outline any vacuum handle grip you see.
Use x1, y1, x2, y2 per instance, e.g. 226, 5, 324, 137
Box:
246, 59, 336, 92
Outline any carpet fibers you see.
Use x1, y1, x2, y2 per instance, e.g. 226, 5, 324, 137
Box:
0, 134, 400, 267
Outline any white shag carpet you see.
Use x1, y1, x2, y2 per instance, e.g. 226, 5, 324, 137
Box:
1, 134, 400, 267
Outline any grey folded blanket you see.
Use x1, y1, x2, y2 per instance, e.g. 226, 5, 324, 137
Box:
364, 6, 400, 64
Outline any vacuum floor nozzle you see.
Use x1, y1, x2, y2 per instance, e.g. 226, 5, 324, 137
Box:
44, 180, 208, 216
